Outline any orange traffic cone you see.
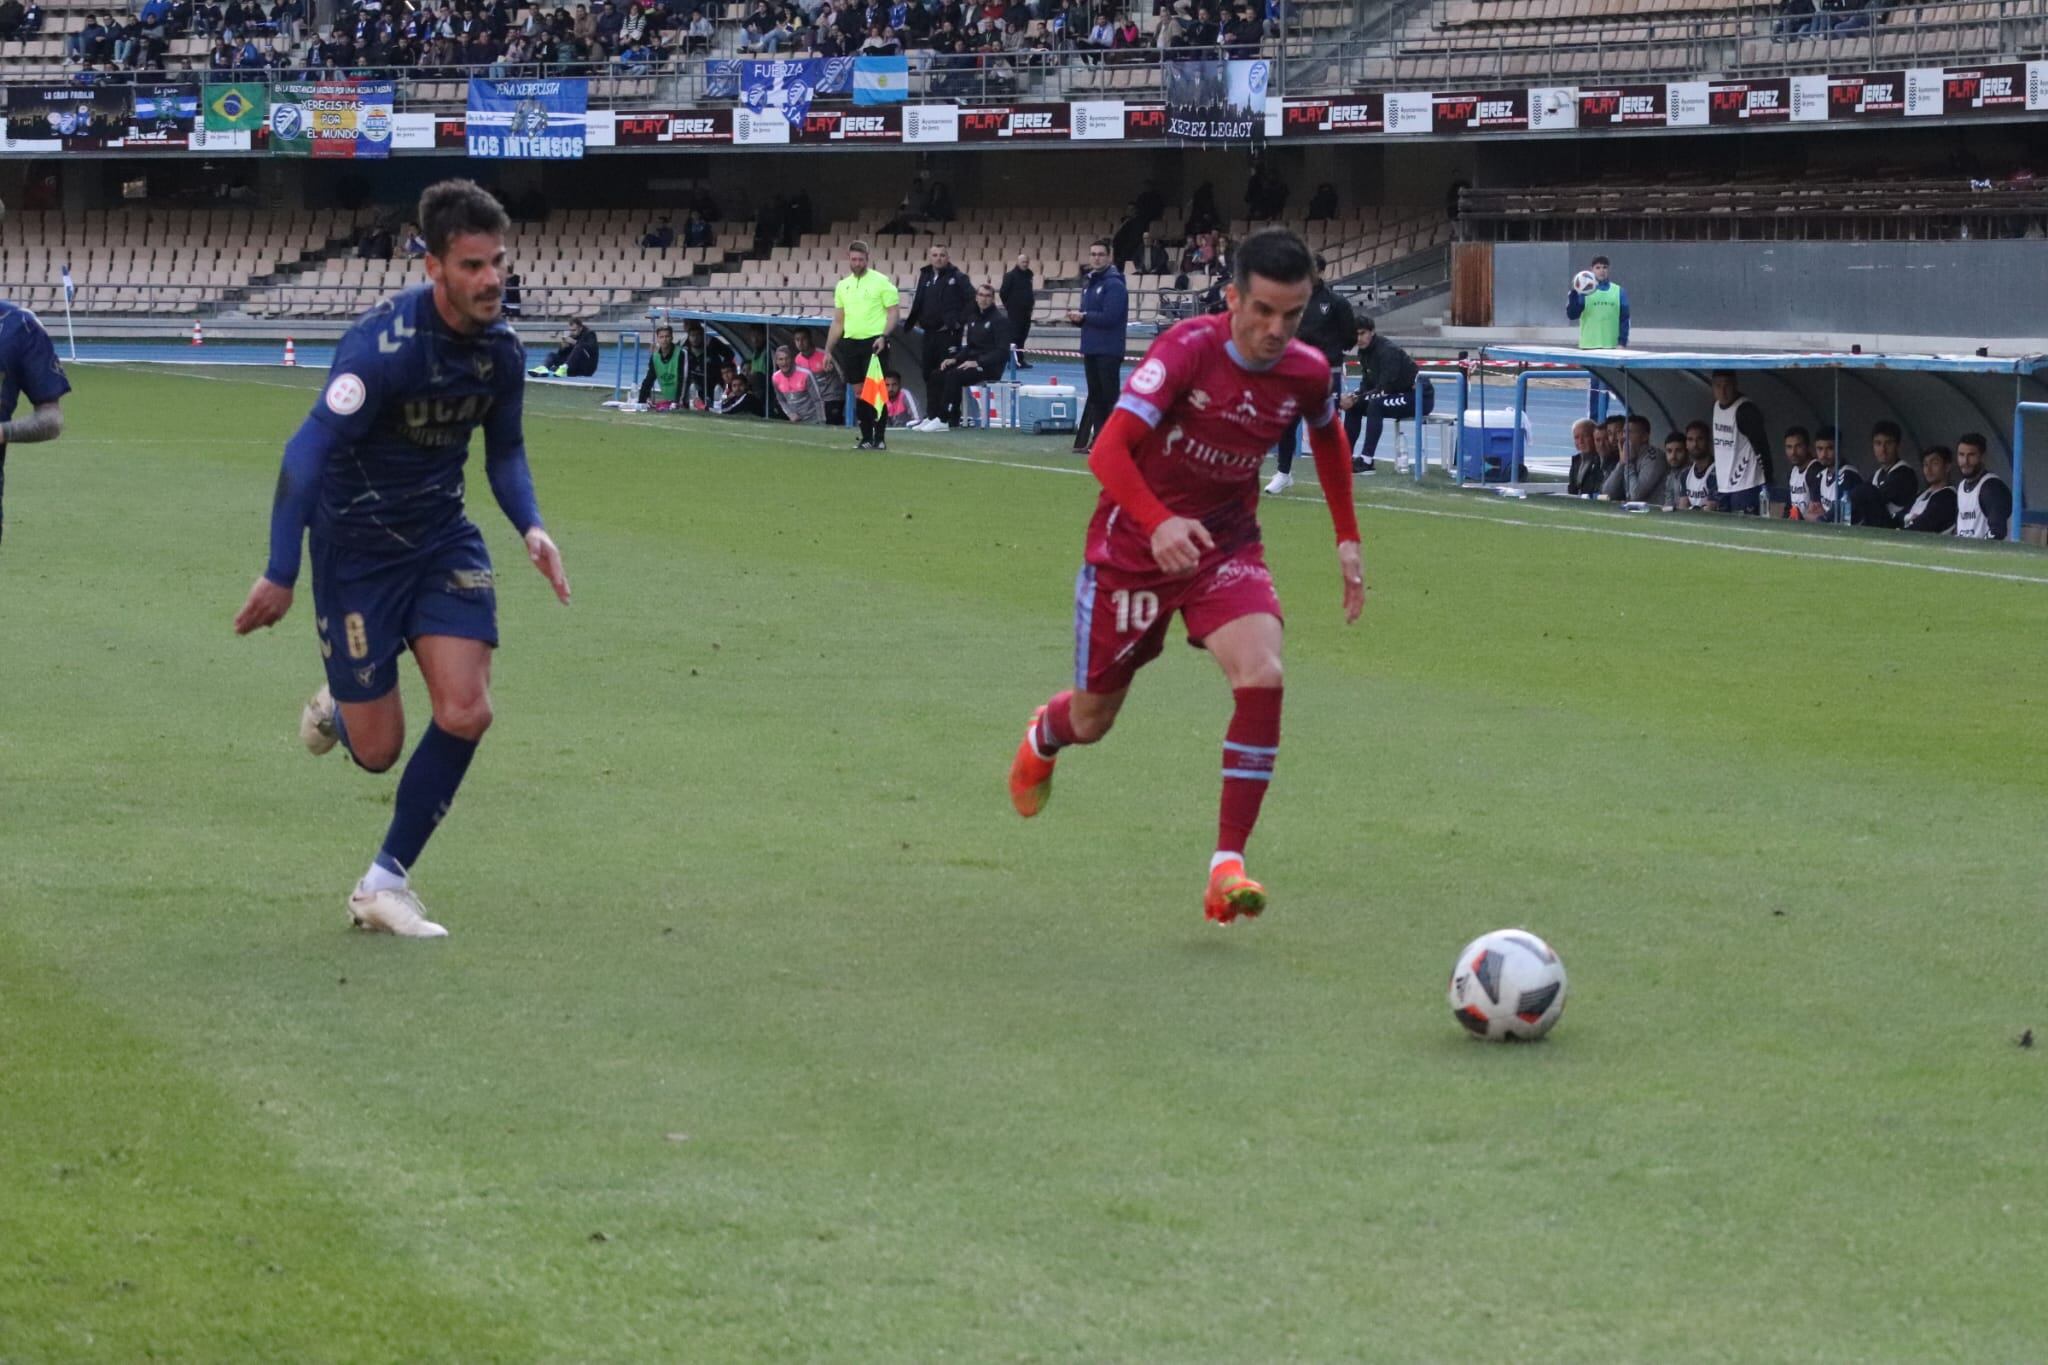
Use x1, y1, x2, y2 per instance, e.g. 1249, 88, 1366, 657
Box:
190, 319, 203, 346
283, 337, 297, 367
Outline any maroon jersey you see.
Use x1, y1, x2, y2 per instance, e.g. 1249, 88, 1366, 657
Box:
1085, 313, 1336, 575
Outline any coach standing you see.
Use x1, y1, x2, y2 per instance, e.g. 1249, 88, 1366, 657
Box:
907, 244, 974, 409
828, 239, 900, 450
1000, 251, 1036, 369
1066, 237, 1127, 454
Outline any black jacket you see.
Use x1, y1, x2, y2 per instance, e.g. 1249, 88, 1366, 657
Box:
1854, 459, 1920, 527
950, 304, 1014, 373
999, 265, 1035, 322
1296, 281, 1357, 368
1356, 333, 1418, 397
908, 264, 974, 333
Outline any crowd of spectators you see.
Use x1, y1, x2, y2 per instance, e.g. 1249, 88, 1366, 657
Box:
60, 0, 1293, 82
1564, 383, 2014, 539
57, 0, 304, 76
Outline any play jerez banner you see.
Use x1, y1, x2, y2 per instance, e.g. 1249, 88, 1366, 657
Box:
466, 78, 588, 158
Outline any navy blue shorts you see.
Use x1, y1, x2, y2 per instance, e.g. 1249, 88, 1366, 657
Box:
1716, 487, 1763, 516
310, 523, 498, 703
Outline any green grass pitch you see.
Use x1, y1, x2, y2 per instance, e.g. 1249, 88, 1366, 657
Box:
2, 364, 2045, 1361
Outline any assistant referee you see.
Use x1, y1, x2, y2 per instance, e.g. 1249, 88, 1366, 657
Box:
827, 239, 900, 451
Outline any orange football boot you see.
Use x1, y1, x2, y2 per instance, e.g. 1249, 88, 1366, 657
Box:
1204, 858, 1267, 924
1008, 706, 1057, 817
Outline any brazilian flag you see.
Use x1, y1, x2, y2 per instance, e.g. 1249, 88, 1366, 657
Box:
203, 83, 267, 132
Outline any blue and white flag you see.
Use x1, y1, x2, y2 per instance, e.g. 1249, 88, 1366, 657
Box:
60, 262, 74, 307
740, 58, 822, 130
852, 55, 909, 105
465, 78, 588, 159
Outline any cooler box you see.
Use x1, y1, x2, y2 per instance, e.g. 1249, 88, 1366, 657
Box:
1458, 407, 1534, 482
1016, 383, 1079, 434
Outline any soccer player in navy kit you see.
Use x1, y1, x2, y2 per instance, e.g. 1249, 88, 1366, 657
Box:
233, 180, 570, 939
0, 293, 73, 548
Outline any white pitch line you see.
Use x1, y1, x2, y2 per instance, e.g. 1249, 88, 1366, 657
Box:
132, 366, 2048, 587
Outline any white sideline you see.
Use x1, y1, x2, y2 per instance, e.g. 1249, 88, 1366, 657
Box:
136, 363, 2048, 588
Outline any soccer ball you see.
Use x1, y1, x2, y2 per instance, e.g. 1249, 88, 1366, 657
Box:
1571, 269, 1598, 295
1447, 929, 1567, 1041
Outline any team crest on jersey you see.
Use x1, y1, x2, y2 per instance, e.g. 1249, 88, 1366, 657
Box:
1130, 358, 1167, 395
325, 373, 367, 416
473, 353, 494, 382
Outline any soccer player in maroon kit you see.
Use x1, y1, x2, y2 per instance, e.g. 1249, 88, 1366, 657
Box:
1007, 228, 1365, 924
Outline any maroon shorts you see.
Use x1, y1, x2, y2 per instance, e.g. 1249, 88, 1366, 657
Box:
1073, 543, 1283, 694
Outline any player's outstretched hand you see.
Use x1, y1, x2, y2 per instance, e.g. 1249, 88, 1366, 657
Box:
233, 577, 294, 635
1149, 516, 1214, 577
526, 527, 571, 604
1338, 540, 1365, 624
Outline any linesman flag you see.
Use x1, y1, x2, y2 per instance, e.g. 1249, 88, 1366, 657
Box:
203, 82, 268, 131
861, 354, 888, 412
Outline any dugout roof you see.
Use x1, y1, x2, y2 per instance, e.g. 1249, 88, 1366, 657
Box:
1480, 346, 2048, 498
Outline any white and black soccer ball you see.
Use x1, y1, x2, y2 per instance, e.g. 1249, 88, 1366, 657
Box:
1448, 929, 1567, 1041
1571, 269, 1599, 295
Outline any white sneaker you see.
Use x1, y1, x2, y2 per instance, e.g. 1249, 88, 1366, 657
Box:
348, 886, 449, 939
1264, 471, 1294, 494
300, 684, 338, 756
920, 417, 947, 432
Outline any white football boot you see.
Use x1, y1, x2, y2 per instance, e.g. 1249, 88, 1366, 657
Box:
1264, 470, 1294, 495
348, 886, 450, 939
300, 684, 338, 756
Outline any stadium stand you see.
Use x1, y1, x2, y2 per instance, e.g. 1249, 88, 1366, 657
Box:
1457, 175, 2048, 242
1359, 0, 2043, 85
651, 206, 1452, 321
0, 207, 356, 316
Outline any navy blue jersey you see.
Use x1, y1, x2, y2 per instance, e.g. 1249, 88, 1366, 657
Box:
0, 300, 74, 422
308, 286, 527, 554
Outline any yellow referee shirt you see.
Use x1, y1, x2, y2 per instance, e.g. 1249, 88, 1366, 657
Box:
834, 269, 899, 341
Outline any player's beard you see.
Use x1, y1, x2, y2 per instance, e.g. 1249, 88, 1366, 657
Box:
457, 283, 502, 329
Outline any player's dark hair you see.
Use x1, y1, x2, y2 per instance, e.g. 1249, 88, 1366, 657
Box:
1090, 236, 1112, 252
884, 369, 901, 381
1357, 316, 1375, 334
1603, 413, 1624, 427
1785, 425, 1810, 442
847, 239, 871, 256
418, 179, 509, 257
1233, 227, 1314, 290
1816, 424, 1838, 442
1626, 413, 1650, 431
1590, 255, 1610, 267
1709, 368, 1737, 382
1873, 419, 1903, 441
1664, 431, 1685, 446
1958, 430, 1988, 450
1685, 420, 1710, 436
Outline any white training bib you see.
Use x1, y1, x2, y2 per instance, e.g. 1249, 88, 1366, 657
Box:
1956, 473, 2006, 539
1787, 462, 1811, 517
1711, 398, 1763, 492
1684, 464, 1714, 510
